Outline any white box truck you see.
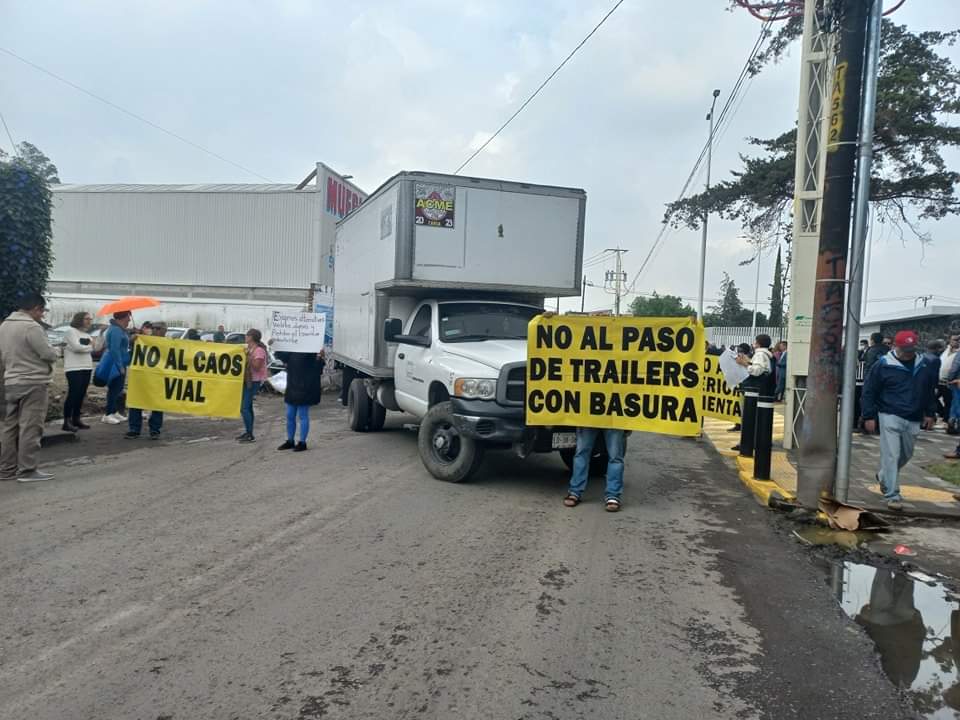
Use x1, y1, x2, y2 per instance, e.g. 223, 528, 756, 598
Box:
332, 171, 586, 482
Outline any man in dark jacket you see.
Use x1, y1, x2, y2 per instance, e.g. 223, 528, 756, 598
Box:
861, 330, 939, 511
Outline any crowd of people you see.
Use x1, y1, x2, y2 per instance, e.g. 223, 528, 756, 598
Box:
0, 294, 327, 483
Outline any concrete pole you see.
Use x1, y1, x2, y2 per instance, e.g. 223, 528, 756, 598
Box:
751, 242, 762, 336
797, 0, 869, 508
836, 0, 883, 502
696, 90, 721, 321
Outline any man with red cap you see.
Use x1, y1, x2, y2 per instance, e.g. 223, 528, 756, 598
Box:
861, 330, 940, 511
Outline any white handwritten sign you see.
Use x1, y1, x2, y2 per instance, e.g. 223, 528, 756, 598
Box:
270, 311, 327, 353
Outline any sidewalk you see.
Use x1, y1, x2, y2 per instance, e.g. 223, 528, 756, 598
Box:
702, 407, 960, 519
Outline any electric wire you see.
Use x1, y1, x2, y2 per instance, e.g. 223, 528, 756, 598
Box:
453, 0, 626, 175
0, 46, 273, 182
0, 108, 17, 154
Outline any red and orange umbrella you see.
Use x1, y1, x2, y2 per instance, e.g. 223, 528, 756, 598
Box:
97, 296, 161, 316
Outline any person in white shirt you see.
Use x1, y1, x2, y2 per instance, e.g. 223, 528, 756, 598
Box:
63, 311, 95, 432
738, 333, 775, 377
939, 334, 959, 423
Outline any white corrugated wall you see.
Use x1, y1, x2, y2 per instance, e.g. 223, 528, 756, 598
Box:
50, 189, 322, 289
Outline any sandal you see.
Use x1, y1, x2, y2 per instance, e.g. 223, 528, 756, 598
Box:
563, 494, 580, 508
605, 498, 621, 512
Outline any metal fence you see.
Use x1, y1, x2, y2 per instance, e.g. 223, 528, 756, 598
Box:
705, 326, 786, 349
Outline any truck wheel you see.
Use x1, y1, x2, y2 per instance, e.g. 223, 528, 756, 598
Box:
417, 401, 484, 482
347, 378, 370, 432
369, 399, 387, 432
559, 446, 608, 477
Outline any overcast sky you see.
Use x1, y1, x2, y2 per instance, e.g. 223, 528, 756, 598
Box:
2, 0, 957, 319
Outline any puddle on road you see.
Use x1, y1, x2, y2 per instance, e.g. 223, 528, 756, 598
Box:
827, 560, 960, 718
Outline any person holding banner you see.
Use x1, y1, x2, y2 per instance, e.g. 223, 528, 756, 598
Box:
125, 323, 167, 440
273, 348, 325, 452
238, 329, 269, 443
563, 428, 626, 512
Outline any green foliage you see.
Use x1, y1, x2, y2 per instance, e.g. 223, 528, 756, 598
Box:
666, 20, 960, 241
703, 273, 768, 327
0, 155, 54, 319
629, 291, 695, 318
769, 246, 784, 327
0, 142, 60, 184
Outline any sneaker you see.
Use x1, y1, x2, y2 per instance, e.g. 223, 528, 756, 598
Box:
62, 421, 78, 433
124, 431, 140, 440
18, 470, 55, 483
73, 420, 91, 430
294, 441, 308, 452
236, 432, 250, 441
101, 414, 122, 425
887, 499, 904, 512
943, 452, 960, 460
149, 431, 161, 441
112, 412, 128, 422
728, 425, 741, 432
277, 440, 295, 451
238, 434, 255, 443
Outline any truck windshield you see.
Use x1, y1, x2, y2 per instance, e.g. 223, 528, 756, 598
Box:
438, 303, 541, 343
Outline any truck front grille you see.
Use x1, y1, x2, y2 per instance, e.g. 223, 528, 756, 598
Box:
498, 362, 526, 407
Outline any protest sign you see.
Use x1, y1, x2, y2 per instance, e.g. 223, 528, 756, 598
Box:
127, 335, 246, 418
526, 316, 705, 436
702, 353, 742, 423
270, 311, 327, 353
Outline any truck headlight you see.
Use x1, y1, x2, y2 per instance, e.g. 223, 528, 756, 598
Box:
454, 378, 497, 400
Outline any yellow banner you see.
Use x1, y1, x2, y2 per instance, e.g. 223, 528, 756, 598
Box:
127, 335, 246, 418
702, 354, 742, 423
526, 316, 704, 436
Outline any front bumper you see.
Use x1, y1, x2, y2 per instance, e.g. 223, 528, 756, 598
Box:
450, 398, 571, 451
451, 398, 527, 442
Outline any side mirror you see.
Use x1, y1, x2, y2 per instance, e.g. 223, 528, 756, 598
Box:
384, 318, 403, 342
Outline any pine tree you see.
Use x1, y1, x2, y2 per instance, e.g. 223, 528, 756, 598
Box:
769, 246, 784, 328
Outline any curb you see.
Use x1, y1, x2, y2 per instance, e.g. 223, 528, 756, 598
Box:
734, 453, 797, 507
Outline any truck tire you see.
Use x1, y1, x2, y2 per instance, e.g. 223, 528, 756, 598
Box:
369, 399, 387, 432
347, 378, 371, 432
417, 401, 484, 482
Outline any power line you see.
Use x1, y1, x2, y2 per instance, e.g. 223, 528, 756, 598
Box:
0, 108, 16, 154
625, 5, 780, 292
0, 46, 273, 182
453, 0, 626, 175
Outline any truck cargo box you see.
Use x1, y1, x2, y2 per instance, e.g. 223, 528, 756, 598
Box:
333, 171, 586, 376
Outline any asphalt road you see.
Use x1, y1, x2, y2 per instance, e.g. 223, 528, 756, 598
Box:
0, 398, 914, 720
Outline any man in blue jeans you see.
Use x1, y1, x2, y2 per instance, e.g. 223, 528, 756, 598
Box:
861, 330, 939, 511
563, 427, 625, 512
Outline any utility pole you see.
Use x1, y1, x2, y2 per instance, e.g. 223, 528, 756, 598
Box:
697, 89, 722, 321
605, 248, 629, 316
836, 0, 883, 503
798, 0, 870, 508
751, 241, 762, 336
581, 275, 587, 313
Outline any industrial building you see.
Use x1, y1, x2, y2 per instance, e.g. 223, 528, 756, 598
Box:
46, 162, 366, 336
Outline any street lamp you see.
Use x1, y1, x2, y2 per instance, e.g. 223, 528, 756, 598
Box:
739, 233, 764, 335
697, 89, 722, 322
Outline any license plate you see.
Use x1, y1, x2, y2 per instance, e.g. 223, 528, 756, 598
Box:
552, 432, 577, 449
